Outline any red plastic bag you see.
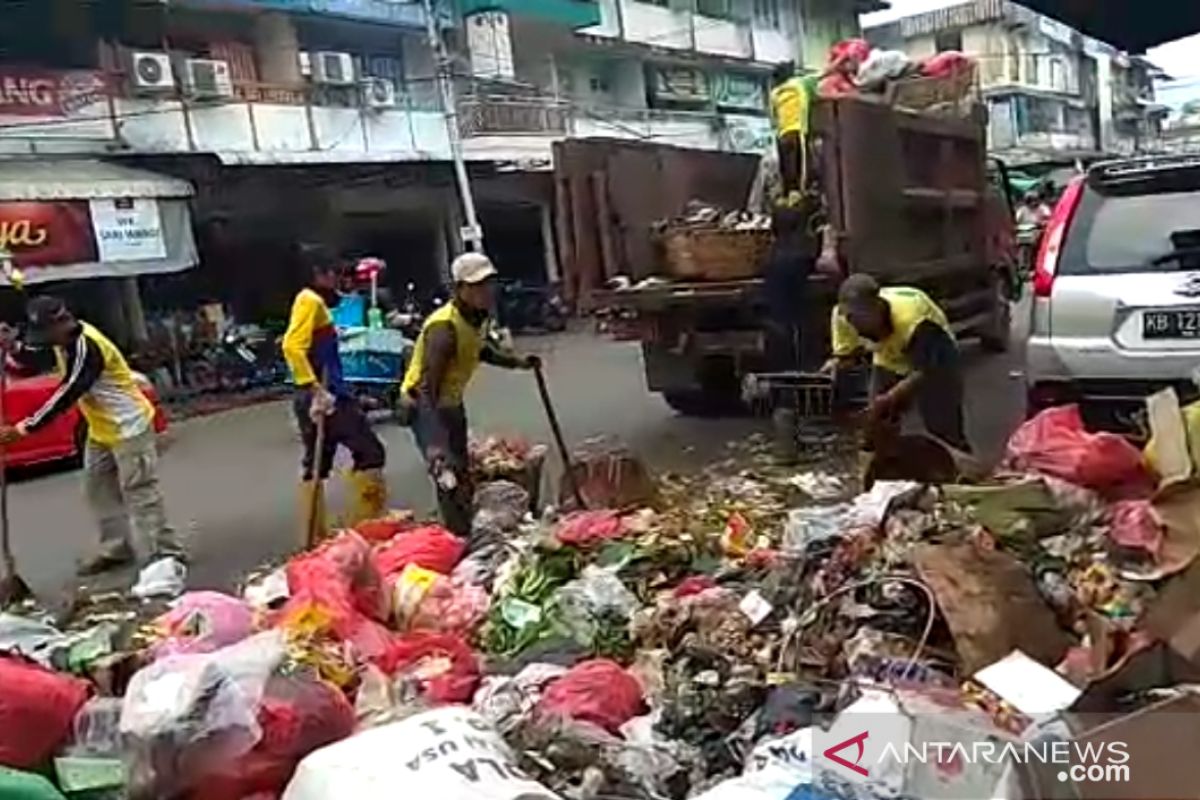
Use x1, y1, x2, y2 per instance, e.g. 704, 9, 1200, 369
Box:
286, 531, 386, 621
376, 631, 480, 703
354, 515, 415, 544
1106, 500, 1163, 558
0, 657, 90, 769
192, 676, 355, 800
555, 510, 627, 548
1004, 405, 1151, 496
827, 38, 871, 72
920, 51, 974, 78
537, 659, 646, 734
151, 591, 255, 659
375, 525, 465, 578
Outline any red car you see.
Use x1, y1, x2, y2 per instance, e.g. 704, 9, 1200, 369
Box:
2, 371, 168, 468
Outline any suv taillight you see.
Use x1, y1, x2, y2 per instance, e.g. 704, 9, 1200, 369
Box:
1033, 177, 1084, 298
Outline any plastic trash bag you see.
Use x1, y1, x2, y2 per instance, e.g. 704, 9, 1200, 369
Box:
375, 524, 465, 578
120, 630, 286, 798
287, 531, 387, 621
194, 675, 356, 800
1107, 499, 1163, 559
1004, 405, 1151, 496
131, 556, 188, 600
354, 512, 416, 543
0, 767, 67, 800
150, 591, 255, 659
555, 510, 627, 548
555, 565, 637, 647
472, 663, 566, 735
0, 656, 91, 770
536, 659, 645, 734
472, 480, 530, 553
377, 631, 480, 703
283, 706, 562, 800
402, 572, 490, 636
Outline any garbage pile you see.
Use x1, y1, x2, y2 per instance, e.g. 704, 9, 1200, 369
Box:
4, 394, 1200, 798
651, 201, 773, 234
818, 38, 977, 102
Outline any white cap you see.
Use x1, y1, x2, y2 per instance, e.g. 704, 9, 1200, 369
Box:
451, 252, 498, 285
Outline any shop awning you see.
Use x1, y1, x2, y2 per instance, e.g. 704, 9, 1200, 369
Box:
1019, 1, 1200, 53
0, 159, 197, 284
0, 159, 194, 202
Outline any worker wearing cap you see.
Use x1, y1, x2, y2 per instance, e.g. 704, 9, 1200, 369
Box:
828, 274, 970, 452
0, 297, 182, 575
401, 253, 539, 537
282, 245, 387, 535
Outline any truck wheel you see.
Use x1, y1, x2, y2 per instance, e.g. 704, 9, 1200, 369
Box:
979, 275, 1012, 353
663, 391, 717, 417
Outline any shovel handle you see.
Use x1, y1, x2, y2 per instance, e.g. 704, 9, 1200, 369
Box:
533, 364, 585, 509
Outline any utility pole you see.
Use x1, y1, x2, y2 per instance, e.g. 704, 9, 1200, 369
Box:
421, 0, 484, 252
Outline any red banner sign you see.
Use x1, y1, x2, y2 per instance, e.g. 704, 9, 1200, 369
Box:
0, 202, 98, 267
0, 69, 108, 118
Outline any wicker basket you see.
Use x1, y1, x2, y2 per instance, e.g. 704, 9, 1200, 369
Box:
662, 227, 773, 282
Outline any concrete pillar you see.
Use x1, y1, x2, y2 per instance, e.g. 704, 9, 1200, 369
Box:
122, 277, 149, 347
1094, 53, 1115, 154
540, 202, 559, 283
255, 12, 302, 86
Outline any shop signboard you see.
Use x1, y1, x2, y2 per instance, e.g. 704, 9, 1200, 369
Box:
0, 69, 108, 118
0, 201, 98, 268
89, 198, 167, 262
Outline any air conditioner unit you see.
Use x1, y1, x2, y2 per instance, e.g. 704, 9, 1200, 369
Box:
313, 52, 355, 85
298, 51, 312, 78
361, 77, 397, 109
130, 51, 174, 93
183, 58, 233, 99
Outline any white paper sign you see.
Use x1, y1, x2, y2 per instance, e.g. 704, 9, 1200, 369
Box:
89, 198, 166, 262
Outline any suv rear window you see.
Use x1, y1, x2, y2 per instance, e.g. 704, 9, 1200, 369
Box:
1063, 175, 1200, 274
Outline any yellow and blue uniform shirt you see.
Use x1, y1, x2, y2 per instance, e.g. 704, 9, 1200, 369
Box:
282, 288, 345, 396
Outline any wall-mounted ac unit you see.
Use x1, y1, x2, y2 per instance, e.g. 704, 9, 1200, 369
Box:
298, 51, 313, 78
313, 52, 356, 85
130, 51, 174, 93
361, 77, 397, 109
183, 59, 233, 99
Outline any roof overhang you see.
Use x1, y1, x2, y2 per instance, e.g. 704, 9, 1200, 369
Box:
1017, 1, 1200, 53
0, 159, 194, 202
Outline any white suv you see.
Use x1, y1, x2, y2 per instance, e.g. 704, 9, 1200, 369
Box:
1026, 155, 1200, 427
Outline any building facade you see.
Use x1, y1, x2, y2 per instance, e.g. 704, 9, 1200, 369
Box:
0, 0, 871, 344
865, 0, 1167, 166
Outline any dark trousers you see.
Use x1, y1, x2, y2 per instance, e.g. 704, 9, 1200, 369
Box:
872, 365, 971, 453
411, 404, 472, 537
777, 131, 804, 196
293, 390, 386, 480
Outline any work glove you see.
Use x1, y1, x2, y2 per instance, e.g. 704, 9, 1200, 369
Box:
309, 386, 335, 422
522, 354, 542, 371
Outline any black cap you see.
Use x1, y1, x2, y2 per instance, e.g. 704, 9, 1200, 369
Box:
25, 295, 72, 345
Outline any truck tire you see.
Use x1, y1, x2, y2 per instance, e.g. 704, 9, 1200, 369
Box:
663, 391, 719, 417
979, 275, 1012, 353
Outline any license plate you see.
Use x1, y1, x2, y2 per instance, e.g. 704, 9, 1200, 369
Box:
1143, 308, 1200, 339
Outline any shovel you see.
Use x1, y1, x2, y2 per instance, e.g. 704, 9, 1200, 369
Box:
533, 363, 585, 509
0, 356, 31, 606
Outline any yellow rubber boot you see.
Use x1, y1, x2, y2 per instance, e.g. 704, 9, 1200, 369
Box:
346, 468, 388, 527
299, 479, 329, 546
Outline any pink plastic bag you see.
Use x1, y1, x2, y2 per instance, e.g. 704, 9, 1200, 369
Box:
375, 525, 466, 578
377, 632, 480, 703
920, 51, 974, 78
0, 657, 90, 769
151, 592, 255, 659
408, 577, 490, 636
1107, 500, 1163, 558
537, 659, 646, 734
555, 510, 627, 548
1004, 406, 1151, 496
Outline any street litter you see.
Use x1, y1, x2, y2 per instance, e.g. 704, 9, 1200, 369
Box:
0, 399, 1197, 799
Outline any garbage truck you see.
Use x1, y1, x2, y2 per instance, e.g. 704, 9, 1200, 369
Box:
552, 91, 1016, 415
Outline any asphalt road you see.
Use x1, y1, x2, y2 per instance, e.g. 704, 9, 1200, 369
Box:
6, 318, 1029, 599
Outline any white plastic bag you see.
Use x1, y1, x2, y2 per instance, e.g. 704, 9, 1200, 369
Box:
131, 556, 188, 600
120, 629, 285, 747
284, 706, 562, 800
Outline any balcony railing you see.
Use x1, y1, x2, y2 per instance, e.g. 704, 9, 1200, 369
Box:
457, 95, 570, 136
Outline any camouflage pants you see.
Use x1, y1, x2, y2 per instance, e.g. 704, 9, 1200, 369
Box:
84, 429, 182, 562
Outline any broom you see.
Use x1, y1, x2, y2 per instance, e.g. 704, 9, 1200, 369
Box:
0, 342, 32, 606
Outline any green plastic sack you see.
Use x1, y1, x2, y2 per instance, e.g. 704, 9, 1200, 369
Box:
0, 766, 67, 800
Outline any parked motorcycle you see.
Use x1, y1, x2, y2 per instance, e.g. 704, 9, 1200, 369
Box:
496, 281, 568, 334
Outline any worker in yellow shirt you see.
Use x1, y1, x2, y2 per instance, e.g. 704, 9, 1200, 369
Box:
401, 253, 538, 537
282, 245, 387, 534
827, 274, 970, 452
769, 61, 816, 199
